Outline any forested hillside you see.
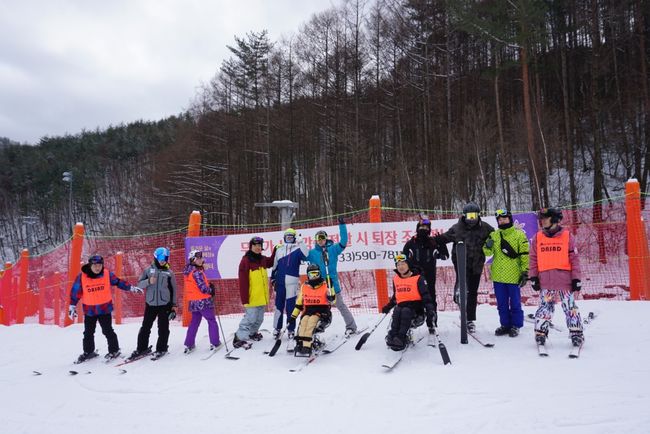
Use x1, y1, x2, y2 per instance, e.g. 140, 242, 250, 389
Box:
1, 0, 648, 261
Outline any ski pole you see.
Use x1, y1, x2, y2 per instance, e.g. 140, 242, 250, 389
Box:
215, 308, 230, 352
355, 312, 389, 350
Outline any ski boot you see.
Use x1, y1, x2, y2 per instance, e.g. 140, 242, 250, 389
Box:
535, 332, 547, 345
467, 321, 476, 334
233, 335, 251, 349
508, 327, 520, 338
104, 350, 121, 361
344, 328, 356, 338
494, 326, 511, 336
129, 347, 152, 360
151, 350, 167, 360
571, 333, 584, 347
249, 332, 263, 341
74, 351, 99, 364
272, 329, 281, 340
184, 345, 195, 354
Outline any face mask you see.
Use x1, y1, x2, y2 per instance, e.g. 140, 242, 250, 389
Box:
498, 221, 513, 230
417, 228, 430, 238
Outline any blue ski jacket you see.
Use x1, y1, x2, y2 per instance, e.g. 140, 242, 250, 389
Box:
306, 222, 348, 294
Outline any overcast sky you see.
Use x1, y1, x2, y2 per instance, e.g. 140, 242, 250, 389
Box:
0, 0, 330, 144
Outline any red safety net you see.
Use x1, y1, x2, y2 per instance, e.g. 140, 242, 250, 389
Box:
1, 195, 648, 326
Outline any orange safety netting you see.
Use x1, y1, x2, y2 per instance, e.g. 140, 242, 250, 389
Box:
1, 195, 648, 327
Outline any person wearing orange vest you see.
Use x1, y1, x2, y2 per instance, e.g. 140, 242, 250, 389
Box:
380, 254, 436, 351
286, 263, 336, 356
233, 236, 276, 348
529, 207, 584, 347
183, 249, 220, 353
68, 254, 144, 364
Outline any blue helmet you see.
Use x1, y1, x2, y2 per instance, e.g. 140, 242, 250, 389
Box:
154, 247, 170, 263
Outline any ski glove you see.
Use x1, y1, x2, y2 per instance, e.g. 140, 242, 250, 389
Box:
68, 305, 78, 321
338, 216, 345, 224
519, 272, 529, 288
209, 282, 216, 296
381, 304, 392, 314
287, 316, 296, 328
530, 276, 541, 291
168, 308, 177, 321
571, 279, 582, 292
130, 285, 144, 294
485, 238, 494, 249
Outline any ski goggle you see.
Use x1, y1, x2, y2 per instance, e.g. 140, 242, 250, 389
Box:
464, 212, 479, 220
495, 209, 510, 217
88, 255, 104, 265
315, 232, 328, 241
307, 269, 321, 279
191, 251, 203, 259
250, 237, 264, 246
394, 253, 407, 265
284, 233, 296, 243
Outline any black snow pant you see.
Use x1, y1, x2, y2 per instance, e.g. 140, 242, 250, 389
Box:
466, 272, 481, 322
423, 270, 437, 313
137, 304, 171, 353
389, 305, 424, 341
83, 313, 119, 354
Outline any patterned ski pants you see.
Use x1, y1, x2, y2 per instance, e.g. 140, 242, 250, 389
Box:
534, 289, 583, 337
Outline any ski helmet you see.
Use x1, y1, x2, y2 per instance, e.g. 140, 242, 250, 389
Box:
154, 247, 170, 263
306, 263, 321, 281
88, 254, 104, 265
495, 208, 512, 219
462, 202, 481, 225
284, 228, 297, 243
315, 230, 328, 241
538, 207, 563, 224
187, 249, 203, 262
249, 236, 264, 248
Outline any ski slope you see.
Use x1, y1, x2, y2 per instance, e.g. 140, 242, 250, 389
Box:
1, 300, 649, 434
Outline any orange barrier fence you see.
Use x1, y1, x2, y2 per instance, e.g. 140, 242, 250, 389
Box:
1, 184, 649, 327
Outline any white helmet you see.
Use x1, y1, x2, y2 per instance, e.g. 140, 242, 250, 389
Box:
187, 249, 203, 262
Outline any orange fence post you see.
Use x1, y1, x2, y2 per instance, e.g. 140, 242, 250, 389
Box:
3, 263, 12, 325
0, 268, 5, 325
114, 252, 124, 325
65, 223, 85, 327
38, 276, 45, 324
54, 272, 61, 326
183, 210, 202, 327
625, 179, 650, 300
16, 249, 29, 324
370, 196, 389, 312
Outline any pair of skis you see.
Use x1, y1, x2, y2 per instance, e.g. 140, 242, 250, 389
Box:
536, 312, 596, 358
381, 328, 452, 370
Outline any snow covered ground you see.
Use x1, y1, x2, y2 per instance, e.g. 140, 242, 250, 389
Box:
1, 300, 649, 434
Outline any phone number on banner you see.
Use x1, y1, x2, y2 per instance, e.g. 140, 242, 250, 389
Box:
338, 250, 402, 262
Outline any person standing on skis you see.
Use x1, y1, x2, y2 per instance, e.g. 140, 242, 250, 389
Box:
271, 228, 308, 341
483, 209, 529, 337
529, 207, 584, 348
68, 254, 143, 363
183, 250, 220, 353
435, 202, 494, 334
128, 247, 178, 360
306, 216, 358, 336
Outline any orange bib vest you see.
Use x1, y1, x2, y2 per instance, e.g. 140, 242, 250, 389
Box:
301, 282, 329, 306
536, 230, 572, 272
81, 272, 112, 306
184, 270, 211, 302
393, 274, 422, 303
